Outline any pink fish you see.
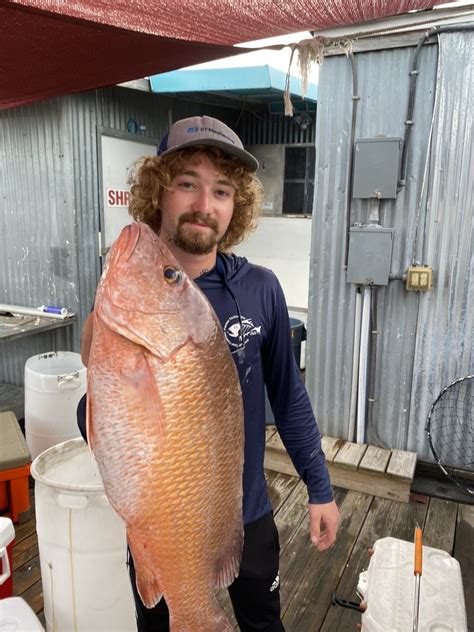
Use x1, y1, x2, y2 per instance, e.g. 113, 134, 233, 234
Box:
87, 221, 244, 631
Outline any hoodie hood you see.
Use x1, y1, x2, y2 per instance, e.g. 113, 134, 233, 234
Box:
196, 252, 251, 289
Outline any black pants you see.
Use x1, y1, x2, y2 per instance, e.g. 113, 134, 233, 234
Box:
127, 512, 285, 632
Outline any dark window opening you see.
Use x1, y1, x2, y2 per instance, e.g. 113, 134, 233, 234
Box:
282, 146, 315, 215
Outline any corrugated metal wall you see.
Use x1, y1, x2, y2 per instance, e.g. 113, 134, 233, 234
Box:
0, 86, 238, 384
306, 31, 473, 459
238, 111, 316, 145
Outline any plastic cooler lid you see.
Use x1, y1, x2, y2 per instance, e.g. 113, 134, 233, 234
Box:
0, 597, 45, 631
0, 412, 31, 469
0, 517, 15, 548
358, 536, 467, 631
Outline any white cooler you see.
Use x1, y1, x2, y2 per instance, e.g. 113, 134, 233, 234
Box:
0, 597, 44, 631
358, 537, 467, 631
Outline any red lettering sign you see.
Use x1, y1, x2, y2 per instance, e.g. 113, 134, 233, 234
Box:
106, 188, 130, 207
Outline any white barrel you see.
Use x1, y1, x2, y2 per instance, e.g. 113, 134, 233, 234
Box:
31, 438, 136, 632
25, 352, 86, 460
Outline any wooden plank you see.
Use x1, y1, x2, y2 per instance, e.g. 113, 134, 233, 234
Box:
281, 489, 373, 632
327, 463, 411, 503
386, 449, 417, 482
359, 445, 391, 475
13, 490, 36, 543
12, 554, 42, 595
13, 531, 38, 570
333, 442, 367, 471
18, 578, 43, 615
321, 436, 344, 463
454, 503, 474, 631
321, 496, 397, 631
320, 495, 429, 632
265, 470, 301, 516
266, 430, 285, 451
264, 449, 298, 478
422, 497, 458, 554
274, 480, 316, 554
265, 425, 277, 443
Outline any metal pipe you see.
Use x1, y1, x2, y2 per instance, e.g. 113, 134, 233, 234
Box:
0, 303, 72, 320
413, 526, 423, 632
348, 288, 362, 442
357, 287, 371, 444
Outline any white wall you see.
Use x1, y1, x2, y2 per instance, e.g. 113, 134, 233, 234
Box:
234, 215, 312, 313
234, 215, 312, 368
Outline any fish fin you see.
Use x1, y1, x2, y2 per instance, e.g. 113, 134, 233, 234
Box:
121, 353, 166, 441
128, 531, 163, 609
86, 391, 94, 451
214, 520, 244, 589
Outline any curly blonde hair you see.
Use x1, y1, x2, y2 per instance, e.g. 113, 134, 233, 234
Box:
128, 146, 263, 252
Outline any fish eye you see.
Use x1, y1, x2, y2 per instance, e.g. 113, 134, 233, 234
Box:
163, 265, 183, 285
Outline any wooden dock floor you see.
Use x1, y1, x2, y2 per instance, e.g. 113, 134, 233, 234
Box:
10, 474, 474, 631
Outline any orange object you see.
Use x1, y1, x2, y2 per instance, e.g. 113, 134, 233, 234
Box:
0, 464, 31, 523
414, 526, 423, 576
0, 481, 8, 510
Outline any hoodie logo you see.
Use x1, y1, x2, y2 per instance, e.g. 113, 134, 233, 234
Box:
224, 315, 262, 351
270, 573, 280, 592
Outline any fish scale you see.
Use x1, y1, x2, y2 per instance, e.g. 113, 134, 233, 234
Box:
87, 222, 244, 631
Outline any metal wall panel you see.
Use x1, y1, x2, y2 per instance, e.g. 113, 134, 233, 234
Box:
238, 111, 316, 146
0, 86, 238, 384
1, 99, 79, 384
306, 32, 473, 459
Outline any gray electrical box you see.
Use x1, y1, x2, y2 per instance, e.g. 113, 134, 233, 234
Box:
347, 226, 395, 286
352, 138, 402, 199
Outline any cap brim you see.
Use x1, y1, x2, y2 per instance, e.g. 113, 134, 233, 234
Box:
159, 138, 259, 172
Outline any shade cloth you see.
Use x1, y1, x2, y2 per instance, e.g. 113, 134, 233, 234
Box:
0, 0, 455, 109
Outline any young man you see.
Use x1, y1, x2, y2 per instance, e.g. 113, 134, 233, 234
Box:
79, 115, 339, 631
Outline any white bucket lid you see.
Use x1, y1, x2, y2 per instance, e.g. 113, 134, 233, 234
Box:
0, 597, 45, 631
30, 438, 104, 493
0, 517, 14, 547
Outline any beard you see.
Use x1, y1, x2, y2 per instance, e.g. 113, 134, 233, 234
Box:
172, 212, 220, 255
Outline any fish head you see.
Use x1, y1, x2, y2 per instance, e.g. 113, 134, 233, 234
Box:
95, 222, 217, 360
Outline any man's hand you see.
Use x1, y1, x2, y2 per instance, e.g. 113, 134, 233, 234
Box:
308, 500, 339, 551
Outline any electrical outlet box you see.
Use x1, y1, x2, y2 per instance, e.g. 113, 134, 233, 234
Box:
347, 226, 395, 286
406, 266, 433, 291
352, 138, 402, 199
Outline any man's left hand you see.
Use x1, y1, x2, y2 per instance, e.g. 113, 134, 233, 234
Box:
308, 500, 339, 551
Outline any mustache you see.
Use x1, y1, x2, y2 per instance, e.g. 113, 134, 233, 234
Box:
177, 212, 219, 234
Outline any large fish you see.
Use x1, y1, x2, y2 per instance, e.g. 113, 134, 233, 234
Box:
87, 221, 244, 631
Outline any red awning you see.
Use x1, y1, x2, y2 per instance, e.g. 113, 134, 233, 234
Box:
0, 0, 454, 110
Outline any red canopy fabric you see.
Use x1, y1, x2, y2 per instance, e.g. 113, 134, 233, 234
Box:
0, 0, 454, 110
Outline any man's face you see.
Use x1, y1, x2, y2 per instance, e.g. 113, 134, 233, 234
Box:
159, 153, 236, 255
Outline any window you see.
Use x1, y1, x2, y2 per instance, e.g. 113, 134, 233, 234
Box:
282, 146, 315, 215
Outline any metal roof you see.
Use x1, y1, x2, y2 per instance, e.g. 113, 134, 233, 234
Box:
149, 66, 317, 114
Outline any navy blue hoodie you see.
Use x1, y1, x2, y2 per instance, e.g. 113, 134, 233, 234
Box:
77, 253, 333, 525
195, 253, 333, 524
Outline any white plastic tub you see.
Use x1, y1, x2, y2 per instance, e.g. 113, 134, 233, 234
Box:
358, 536, 467, 631
31, 438, 136, 632
24, 352, 86, 460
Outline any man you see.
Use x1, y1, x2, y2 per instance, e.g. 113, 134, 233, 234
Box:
79, 115, 339, 631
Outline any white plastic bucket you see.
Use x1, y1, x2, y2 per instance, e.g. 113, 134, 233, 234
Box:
25, 352, 86, 460
31, 438, 136, 632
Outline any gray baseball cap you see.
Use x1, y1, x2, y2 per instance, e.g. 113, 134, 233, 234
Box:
157, 115, 259, 172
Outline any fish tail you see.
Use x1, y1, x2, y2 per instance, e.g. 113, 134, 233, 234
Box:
128, 530, 163, 609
